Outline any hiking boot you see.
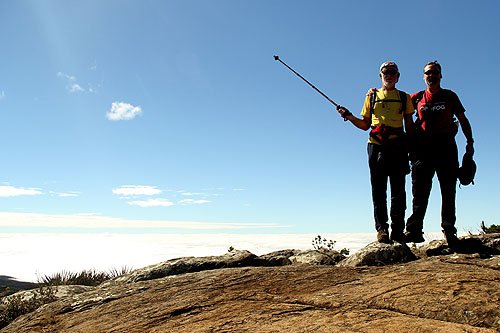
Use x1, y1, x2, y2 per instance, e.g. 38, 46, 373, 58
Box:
404, 231, 425, 243
390, 230, 405, 243
444, 231, 460, 248
377, 229, 390, 244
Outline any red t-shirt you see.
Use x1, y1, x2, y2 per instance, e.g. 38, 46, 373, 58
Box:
411, 88, 465, 135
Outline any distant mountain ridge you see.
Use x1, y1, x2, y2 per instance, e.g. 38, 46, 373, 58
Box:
0, 276, 37, 297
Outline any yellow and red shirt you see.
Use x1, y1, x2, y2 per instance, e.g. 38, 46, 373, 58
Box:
361, 89, 414, 144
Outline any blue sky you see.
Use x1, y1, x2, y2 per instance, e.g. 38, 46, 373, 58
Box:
1, 0, 499, 235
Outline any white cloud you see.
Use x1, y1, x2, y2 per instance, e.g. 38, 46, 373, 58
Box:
69, 84, 84, 93
57, 72, 97, 94
112, 185, 161, 196
1, 232, 332, 282
0, 212, 288, 230
57, 72, 76, 81
107, 102, 142, 121
179, 199, 211, 205
128, 199, 174, 207
178, 189, 222, 197
56, 192, 80, 197
0, 90, 5, 100
180, 192, 206, 196
0, 185, 43, 197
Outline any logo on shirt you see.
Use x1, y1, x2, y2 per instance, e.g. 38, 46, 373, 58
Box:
420, 102, 446, 114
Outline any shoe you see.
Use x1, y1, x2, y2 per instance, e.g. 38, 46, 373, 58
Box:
404, 231, 425, 243
444, 231, 460, 248
390, 230, 405, 243
377, 229, 390, 244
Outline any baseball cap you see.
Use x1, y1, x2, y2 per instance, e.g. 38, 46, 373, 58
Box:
380, 61, 399, 72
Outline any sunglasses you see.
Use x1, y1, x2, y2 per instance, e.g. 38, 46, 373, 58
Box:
382, 70, 398, 76
424, 70, 440, 75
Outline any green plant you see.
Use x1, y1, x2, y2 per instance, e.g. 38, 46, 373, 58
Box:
480, 221, 500, 234
107, 266, 134, 279
0, 287, 14, 299
38, 267, 133, 287
0, 286, 57, 329
0, 267, 132, 329
312, 235, 350, 256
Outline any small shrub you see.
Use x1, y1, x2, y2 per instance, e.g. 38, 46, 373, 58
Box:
480, 221, 500, 234
0, 267, 132, 329
312, 235, 350, 256
0, 287, 14, 298
0, 286, 57, 329
39, 270, 107, 286
39, 267, 133, 287
108, 266, 133, 278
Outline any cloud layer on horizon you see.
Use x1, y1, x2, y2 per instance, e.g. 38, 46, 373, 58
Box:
0, 185, 43, 197
0, 211, 285, 231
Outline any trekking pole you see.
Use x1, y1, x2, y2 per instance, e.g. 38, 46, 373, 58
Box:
274, 55, 339, 107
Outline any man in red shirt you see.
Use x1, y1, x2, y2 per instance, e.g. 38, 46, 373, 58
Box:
405, 61, 475, 246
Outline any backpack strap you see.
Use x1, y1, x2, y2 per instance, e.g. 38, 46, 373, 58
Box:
369, 90, 377, 117
397, 89, 407, 114
415, 90, 425, 104
414, 90, 425, 122
371, 89, 408, 116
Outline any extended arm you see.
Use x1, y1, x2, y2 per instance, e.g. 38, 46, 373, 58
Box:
336, 105, 371, 131
456, 112, 474, 156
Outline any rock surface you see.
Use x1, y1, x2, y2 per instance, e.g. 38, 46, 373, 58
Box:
2, 255, 499, 332
418, 233, 500, 258
113, 249, 258, 283
1, 285, 93, 305
337, 241, 416, 267
289, 249, 346, 265
2, 234, 499, 332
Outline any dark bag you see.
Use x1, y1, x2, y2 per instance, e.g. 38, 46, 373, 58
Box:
458, 153, 476, 186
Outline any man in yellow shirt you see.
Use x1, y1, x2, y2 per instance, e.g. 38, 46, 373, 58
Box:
337, 62, 414, 243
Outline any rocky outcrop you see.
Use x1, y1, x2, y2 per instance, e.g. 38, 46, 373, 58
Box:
290, 249, 346, 265
2, 255, 499, 332
1, 285, 93, 305
2, 234, 499, 332
418, 233, 500, 257
256, 249, 301, 266
112, 248, 347, 284
337, 241, 417, 267
112, 249, 258, 283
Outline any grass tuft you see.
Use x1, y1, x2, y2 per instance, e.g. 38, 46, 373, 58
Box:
0, 266, 132, 329
38, 266, 133, 287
